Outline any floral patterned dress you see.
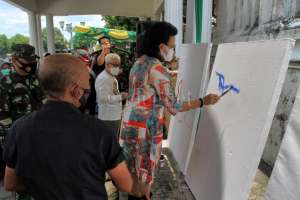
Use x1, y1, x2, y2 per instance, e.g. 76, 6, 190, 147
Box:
120, 55, 182, 185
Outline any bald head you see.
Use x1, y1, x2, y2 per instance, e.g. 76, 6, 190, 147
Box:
39, 53, 89, 97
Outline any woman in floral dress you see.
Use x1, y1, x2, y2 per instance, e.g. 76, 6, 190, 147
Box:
119, 22, 219, 199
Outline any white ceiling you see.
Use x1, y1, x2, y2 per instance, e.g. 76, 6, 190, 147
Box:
5, 0, 164, 17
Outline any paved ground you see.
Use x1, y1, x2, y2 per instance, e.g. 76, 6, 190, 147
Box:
248, 170, 269, 200
0, 184, 13, 200
153, 149, 269, 200
151, 148, 195, 200
0, 148, 269, 200
106, 148, 269, 200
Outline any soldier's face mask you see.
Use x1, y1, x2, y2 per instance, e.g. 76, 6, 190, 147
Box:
15, 58, 38, 75
79, 88, 90, 107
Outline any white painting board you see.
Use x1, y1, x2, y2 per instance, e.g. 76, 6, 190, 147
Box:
185, 39, 294, 200
168, 43, 211, 173
265, 86, 300, 200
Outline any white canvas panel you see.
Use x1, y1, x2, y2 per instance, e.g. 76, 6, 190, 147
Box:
168, 43, 211, 173
185, 39, 294, 200
265, 86, 300, 200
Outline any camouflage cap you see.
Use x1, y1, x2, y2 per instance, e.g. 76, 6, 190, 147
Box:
11, 44, 38, 61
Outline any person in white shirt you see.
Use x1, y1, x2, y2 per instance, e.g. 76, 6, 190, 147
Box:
95, 53, 128, 137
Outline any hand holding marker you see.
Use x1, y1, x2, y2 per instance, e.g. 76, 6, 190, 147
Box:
220, 86, 233, 98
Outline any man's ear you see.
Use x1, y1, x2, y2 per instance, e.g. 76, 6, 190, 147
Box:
70, 89, 76, 98
69, 84, 79, 98
159, 43, 164, 50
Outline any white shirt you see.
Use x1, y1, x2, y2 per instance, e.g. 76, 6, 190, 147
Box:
95, 70, 122, 121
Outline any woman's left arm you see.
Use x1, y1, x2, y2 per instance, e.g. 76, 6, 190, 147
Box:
149, 64, 220, 115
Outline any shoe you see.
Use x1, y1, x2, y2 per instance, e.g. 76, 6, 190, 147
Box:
128, 195, 143, 200
128, 192, 152, 200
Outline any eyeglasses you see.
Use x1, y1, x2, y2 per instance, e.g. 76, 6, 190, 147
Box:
164, 43, 176, 50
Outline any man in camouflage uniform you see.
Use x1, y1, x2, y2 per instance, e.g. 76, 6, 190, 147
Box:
0, 44, 46, 200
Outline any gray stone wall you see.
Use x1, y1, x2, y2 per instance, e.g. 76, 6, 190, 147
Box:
263, 67, 300, 167
213, 0, 298, 43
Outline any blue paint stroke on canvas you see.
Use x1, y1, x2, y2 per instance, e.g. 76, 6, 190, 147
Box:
216, 72, 240, 94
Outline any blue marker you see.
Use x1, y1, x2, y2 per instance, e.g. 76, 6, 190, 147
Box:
216, 71, 240, 97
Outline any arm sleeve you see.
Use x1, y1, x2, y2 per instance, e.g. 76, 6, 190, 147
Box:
101, 133, 125, 170
0, 79, 12, 137
95, 77, 122, 104
3, 124, 17, 168
149, 64, 183, 115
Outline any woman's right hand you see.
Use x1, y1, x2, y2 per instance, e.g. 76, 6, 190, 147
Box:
203, 94, 220, 106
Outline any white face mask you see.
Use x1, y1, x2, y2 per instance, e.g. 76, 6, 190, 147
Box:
110, 67, 120, 76
161, 45, 174, 62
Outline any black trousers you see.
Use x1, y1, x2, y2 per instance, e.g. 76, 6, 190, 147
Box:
99, 120, 121, 138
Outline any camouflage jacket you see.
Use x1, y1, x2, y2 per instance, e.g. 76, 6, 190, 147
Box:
0, 68, 46, 137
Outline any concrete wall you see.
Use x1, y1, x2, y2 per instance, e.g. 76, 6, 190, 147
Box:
296, 0, 300, 16
213, 0, 298, 43
213, 0, 300, 168
263, 66, 300, 167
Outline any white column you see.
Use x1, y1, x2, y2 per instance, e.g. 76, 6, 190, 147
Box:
36, 14, 44, 58
185, 0, 196, 43
46, 14, 55, 54
164, 0, 183, 55
28, 11, 39, 54
28, 12, 44, 57
201, 0, 213, 43
164, 0, 183, 152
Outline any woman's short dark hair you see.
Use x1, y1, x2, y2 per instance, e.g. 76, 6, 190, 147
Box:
98, 36, 111, 43
140, 21, 177, 60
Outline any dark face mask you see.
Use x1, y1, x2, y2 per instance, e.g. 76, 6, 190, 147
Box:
79, 89, 91, 107
17, 59, 37, 75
